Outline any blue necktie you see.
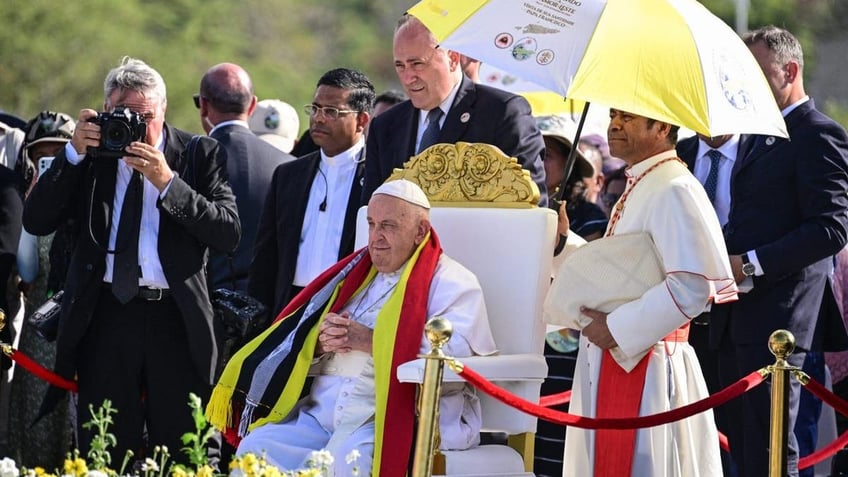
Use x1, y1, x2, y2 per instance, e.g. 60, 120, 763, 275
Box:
703, 149, 722, 204
417, 108, 444, 154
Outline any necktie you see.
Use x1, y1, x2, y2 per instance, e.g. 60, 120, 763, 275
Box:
112, 170, 143, 304
703, 149, 722, 204
417, 108, 444, 154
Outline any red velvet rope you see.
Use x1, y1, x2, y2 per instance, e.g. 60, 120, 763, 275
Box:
539, 390, 571, 407
796, 377, 848, 470
458, 364, 765, 429
6, 348, 78, 392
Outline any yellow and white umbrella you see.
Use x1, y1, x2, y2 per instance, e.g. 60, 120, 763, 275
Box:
409, 0, 788, 138
478, 63, 585, 117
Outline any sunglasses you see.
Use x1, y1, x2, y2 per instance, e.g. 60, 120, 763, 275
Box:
193, 93, 202, 109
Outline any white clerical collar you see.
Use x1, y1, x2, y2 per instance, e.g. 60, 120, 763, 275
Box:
320, 137, 365, 167
626, 149, 677, 177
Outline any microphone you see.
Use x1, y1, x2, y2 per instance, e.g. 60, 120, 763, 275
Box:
319, 196, 327, 212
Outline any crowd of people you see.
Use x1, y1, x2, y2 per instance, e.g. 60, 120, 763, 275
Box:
0, 13, 847, 477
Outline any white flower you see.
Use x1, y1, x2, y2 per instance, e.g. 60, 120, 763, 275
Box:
85, 470, 110, 477
0, 458, 18, 477
307, 449, 334, 469
345, 449, 360, 465
140, 458, 159, 472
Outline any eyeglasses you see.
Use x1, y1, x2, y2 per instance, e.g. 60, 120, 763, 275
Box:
303, 104, 360, 120
193, 93, 202, 109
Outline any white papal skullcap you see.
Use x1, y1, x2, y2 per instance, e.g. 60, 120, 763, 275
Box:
372, 179, 431, 209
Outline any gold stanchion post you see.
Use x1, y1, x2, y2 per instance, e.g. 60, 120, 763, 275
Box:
411, 317, 453, 477
768, 329, 798, 477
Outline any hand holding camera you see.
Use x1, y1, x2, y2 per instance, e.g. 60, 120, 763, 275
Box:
74, 106, 173, 190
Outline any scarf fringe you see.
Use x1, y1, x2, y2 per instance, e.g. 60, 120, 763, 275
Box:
205, 383, 235, 431
239, 400, 258, 438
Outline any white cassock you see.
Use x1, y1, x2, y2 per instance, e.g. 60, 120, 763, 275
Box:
561, 150, 737, 477
238, 254, 497, 475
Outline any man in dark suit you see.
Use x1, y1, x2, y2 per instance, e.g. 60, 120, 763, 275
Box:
363, 14, 547, 206
248, 68, 374, 318
711, 26, 848, 477
23, 56, 240, 465
677, 132, 753, 477
197, 63, 294, 292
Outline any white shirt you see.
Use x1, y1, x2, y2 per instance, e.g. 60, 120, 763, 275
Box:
415, 81, 460, 154
693, 135, 740, 226
292, 139, 365, 286
64, 133, 170, 288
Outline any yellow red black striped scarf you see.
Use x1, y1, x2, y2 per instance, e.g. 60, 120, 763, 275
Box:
206, 231, 441, 477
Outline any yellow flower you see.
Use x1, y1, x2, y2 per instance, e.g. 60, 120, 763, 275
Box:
170, 467, 188, 477
34, 467, 46, 476
196, 465, 214, 477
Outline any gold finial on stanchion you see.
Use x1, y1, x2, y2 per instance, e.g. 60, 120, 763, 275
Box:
768, 329, 798, 477
412, 317, 453, 477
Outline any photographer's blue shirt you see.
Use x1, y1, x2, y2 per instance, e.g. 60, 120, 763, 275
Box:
64, 133, 170, 289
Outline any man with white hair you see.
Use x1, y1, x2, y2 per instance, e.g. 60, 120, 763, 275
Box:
208, 179, 497, 477
24, 56, 240, 465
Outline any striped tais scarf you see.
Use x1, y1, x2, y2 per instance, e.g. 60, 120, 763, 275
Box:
206, 231, 442, 477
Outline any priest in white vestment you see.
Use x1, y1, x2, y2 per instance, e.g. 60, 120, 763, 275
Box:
557, 109, 738, 477
209, 180, 496, 477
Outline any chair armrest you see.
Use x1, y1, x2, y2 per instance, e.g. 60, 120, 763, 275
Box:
396, 354, 548, 383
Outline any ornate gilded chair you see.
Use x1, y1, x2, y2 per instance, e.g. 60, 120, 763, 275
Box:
355, 142, 556, 476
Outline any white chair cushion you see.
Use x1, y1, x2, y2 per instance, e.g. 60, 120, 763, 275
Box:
435, 445, 533, 477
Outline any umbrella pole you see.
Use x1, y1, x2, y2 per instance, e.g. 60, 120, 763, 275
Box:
553, 102, 591, 205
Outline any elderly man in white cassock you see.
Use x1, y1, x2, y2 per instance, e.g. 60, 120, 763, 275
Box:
207, 179, 496, 476
556, 109, 739, 477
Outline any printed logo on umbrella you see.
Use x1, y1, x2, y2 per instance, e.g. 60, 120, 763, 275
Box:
495, 33, 513, 49
512, 37, 538, 61
715, 51, 752, 111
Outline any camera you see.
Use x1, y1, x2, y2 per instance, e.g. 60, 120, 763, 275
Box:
86, 106, 147, 159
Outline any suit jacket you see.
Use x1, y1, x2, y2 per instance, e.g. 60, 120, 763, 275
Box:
0, 165, 22, 366
248, 149, 364, 317
363, 75, 547, 206
208, 123, 293, 291
22, 124, 240, 384
710, 99, 848, 352
676, 134, 755, 174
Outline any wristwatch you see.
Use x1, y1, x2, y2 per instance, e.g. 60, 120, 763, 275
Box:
741, 252, 756, 277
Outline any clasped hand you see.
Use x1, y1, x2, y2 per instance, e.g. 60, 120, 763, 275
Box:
317, 312, 373, 355
580, 306, 618, 350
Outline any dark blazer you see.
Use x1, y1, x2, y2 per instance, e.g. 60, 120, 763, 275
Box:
676, 134, 755, 174
363, 75, 547, 206
710, 99, 848, 352
208, 123, 293, 291
22, 124, 240, 384
248, 149, 364, 317
0, 165, 22, 366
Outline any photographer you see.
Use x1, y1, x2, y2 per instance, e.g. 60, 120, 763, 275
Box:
23, 56, 240, 466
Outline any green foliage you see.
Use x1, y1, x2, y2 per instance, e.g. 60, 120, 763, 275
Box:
80, 399, 119, 473
0, 0, 406, 134
178, 393, 217, 469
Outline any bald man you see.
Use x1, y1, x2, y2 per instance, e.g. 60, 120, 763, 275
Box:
198, 63, 295, 291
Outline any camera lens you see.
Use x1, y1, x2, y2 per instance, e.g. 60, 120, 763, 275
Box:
102, 121, 132, 151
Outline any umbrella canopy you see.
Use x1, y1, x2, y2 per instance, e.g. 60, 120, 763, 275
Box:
478, 63, 585, 117
408, 0, 788, 138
